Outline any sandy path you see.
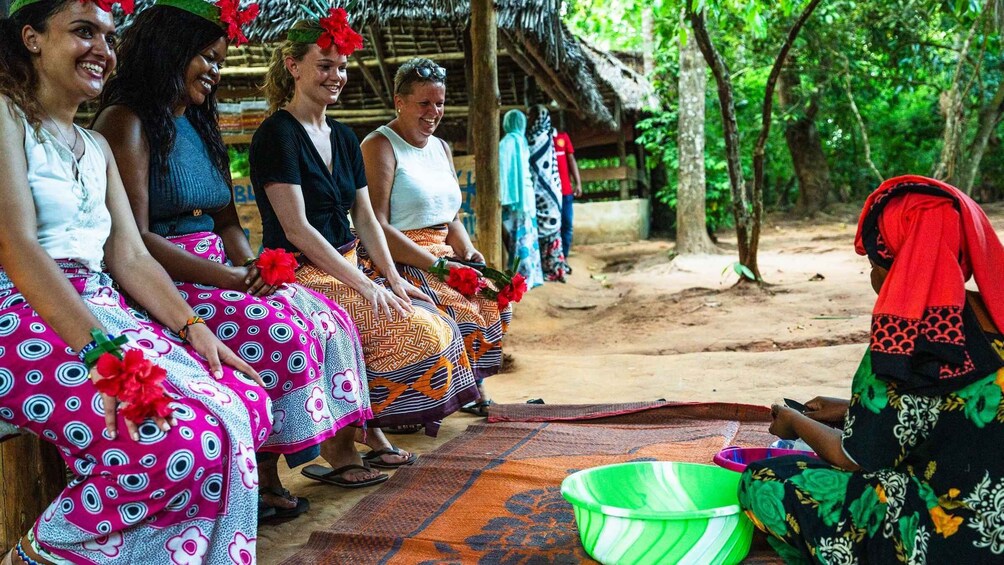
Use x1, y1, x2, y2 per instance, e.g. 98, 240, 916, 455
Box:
257, 203, 1004, 563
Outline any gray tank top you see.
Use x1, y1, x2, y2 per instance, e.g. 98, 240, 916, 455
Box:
147, 115, 230, 237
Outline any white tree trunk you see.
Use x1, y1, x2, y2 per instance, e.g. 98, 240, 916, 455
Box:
676, 21, 716, 254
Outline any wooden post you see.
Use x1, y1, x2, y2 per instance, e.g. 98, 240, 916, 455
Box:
0, 437, 65, 549
471, 0, 502, 268
615, 98, 630, 199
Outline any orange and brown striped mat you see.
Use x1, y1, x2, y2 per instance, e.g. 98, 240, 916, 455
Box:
281, 402, 784, 564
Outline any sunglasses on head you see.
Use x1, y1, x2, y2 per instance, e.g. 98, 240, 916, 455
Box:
414, 65, 447, 80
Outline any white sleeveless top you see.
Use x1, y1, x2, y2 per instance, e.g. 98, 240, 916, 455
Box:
377, 125, 462, 231
22, 111, 112, 271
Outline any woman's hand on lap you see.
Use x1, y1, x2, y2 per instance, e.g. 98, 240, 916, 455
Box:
388, 276, 431, 304
91, 365, 176, 442
363, 281, 412, 320
243, 265, 279, 297
184, 323, 266, 387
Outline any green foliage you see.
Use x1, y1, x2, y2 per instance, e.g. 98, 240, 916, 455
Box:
566, 0, 1004, 221
229, 146, 250, 179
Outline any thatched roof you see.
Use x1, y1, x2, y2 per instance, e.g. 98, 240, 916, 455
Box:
123, 0, 655, 140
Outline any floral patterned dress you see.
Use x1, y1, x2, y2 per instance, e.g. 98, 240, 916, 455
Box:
740, 346, 1004, 564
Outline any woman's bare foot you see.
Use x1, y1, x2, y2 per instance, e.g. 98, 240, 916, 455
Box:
257, 452, 298, 512
354, 427, 413, 466
320, 427, 385, 484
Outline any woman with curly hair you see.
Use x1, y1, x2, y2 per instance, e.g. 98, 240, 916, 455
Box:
93, 0, 384, 518
742, 176, 1004, 564
0, 0, 270, 562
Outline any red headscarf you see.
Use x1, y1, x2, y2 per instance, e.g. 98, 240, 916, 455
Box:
854, 175, 1004, 393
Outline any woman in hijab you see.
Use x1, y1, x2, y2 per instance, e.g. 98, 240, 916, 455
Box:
499, 109, 544, 289
741, 175, 1004, 564
526, 105, 569, 282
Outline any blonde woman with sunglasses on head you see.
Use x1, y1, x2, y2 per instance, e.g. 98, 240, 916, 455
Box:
360, 58, 512, 417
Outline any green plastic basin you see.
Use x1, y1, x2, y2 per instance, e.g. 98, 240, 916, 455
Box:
560, 461, 753, 565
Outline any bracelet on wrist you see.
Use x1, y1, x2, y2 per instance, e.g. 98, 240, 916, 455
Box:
431, 257, 448, 270
177, 316, 206, 343
78, 328, 128, 370
242, 256, 257, 267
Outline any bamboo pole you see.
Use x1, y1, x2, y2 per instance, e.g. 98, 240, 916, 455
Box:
471, 0, 502, 267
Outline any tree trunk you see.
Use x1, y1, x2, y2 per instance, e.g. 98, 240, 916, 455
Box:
686, 9, 757, 279
642, 6, 655, 77
959, 79, 1004, 194
777, 67, 833, 216
786, 119, 832, 215
934, 16, 983, 182
687, 0, 822, 283
676, 18, 716, 254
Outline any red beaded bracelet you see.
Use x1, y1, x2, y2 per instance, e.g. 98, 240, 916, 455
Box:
177, 316, 206, 343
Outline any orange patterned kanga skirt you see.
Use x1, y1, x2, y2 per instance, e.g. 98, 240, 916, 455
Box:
296, 241, 478, 436
359, 225, 512, 380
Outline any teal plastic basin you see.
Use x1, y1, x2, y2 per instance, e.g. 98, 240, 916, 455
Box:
560, 461, 753, 564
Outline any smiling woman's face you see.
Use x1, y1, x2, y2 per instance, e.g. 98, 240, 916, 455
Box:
28, 1, 118, 103
181, 36, 226, 108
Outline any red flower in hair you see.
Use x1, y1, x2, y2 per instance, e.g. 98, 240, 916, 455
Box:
82, 0, 134, 14
255, 248, 298, 286
216, 0, 259, 47
317, 7, 363, 55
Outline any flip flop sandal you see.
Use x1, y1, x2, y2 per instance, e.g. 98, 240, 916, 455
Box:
300, 464, 389, 489
459, 399, 493, 417
257, 495, 277, 522
361, 447, 418, 469
384, 423, 424, 435
258, 487, 310, 524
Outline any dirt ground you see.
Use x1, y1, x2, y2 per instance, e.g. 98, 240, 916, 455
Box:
257, 201, 1004, 564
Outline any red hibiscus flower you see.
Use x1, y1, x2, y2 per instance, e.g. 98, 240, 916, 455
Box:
497, 273, 528, 309
317, 7, 363, 55
445, 266, 487, 297
256, 248, 298, 286
94, 349, 173, 424
84, 0, 134, 14
216, 0, 259, 47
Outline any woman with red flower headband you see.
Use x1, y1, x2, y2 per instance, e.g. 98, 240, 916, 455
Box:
250, 11, 480, 472
360, 58, 513, 418
0, 0, 272, 563
94, 0, 384, 522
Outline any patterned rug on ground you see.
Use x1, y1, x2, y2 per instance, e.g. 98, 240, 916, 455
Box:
281, 402, 784, 564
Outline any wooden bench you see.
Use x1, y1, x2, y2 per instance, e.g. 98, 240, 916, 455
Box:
0, 427, 66, 550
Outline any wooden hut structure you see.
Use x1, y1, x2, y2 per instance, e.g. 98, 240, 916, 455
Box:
122, 0, 656, 198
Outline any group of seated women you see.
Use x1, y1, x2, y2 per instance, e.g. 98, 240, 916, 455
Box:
0, 0, 508, 563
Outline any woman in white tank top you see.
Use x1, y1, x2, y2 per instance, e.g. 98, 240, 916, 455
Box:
361, 58, 513, 417
0, 1, 269, 563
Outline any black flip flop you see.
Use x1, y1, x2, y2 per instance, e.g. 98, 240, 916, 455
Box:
384, 423, 424, 435
459, 399, 493, 417
259, 487, 310, 524
300, 464, 389, 489
361, 447, 418, 469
